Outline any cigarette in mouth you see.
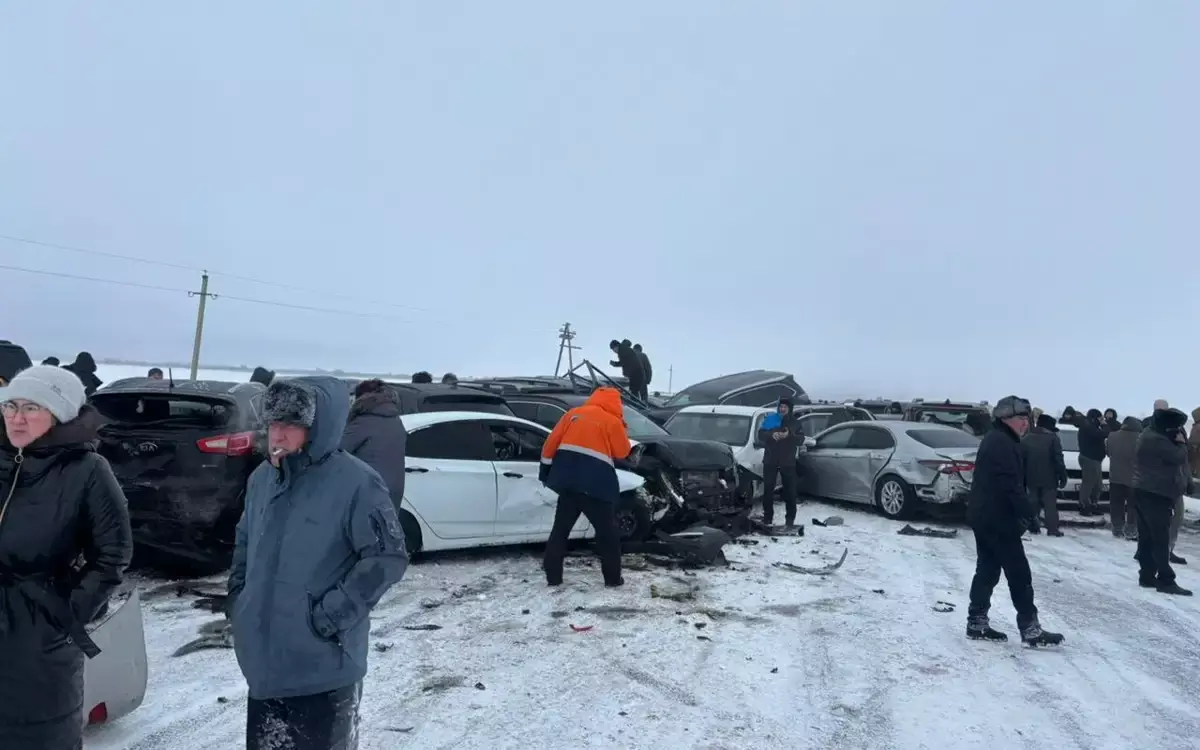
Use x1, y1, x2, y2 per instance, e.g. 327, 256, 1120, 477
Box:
270, 448, 286, 456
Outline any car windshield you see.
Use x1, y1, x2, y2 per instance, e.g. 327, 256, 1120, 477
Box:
1057, 430, 1079, 452
905, 429, 981, 450
664, 389, 706, 407
622, 406, 668, 439
665, 412, 752, 447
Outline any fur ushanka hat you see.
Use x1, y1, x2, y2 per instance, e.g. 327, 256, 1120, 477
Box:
263, 380, 317, 427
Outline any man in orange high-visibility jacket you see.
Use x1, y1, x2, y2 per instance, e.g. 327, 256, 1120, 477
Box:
539, 386, 631, 587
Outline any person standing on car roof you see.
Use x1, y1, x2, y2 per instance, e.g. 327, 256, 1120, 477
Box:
341, 379, 407, 517
966, 396, 1064, 646
1072, 409, 1107, 516
1021, 413, 1067, 537
633, 344, 652, 399
1105, 416, 1143, 541
609, 339, 646, 401
1131, 406, 1193, 595
757, 397, 801, 529
0, 365, 133, 750
60, 352, 102, 397
540, 386, 631, 588
227, 377, 409, 750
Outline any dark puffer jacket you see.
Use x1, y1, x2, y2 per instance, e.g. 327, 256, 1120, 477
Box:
1105, 416, 1143, 487
967, 419, 1036, 536
757, 403, 802, 467
1133, 409, 1192, 501
341, 388, 407, 513
1076, 410, 1108, 461
61, 352, 103, 396
0, 406, 133, 735
1020, 421, 1066, 490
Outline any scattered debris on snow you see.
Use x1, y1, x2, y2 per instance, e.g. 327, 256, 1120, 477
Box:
898, 524, 958, 538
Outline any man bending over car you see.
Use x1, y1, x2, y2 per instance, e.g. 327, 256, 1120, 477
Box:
227, 377, 408, 750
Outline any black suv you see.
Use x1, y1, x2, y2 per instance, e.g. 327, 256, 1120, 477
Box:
903, 400, 992, 436
92, 378, 268, 573
340, 380, 515, 416
488, 386, 744, 540
646, 370, 810, 425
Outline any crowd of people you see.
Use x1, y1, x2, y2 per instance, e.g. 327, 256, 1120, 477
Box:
964, 395, 1199, 650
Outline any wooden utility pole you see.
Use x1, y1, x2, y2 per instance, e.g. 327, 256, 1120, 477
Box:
668, 365, 673, 394
554, 322, 581, 377
188, 272, 218, 380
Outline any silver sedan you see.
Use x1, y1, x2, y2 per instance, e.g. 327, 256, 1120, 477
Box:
800, 420, 979, 520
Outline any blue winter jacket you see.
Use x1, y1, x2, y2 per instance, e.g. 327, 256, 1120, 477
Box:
227, 376, 409, 700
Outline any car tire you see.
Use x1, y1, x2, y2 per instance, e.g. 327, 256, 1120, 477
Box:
398, 509, 424, 560
874, 475, 917, 520
615, 492, 653, 543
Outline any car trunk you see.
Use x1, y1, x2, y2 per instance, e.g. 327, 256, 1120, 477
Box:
92, 392, 255, 561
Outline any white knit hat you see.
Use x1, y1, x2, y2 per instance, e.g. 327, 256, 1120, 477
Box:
0, 365, 87, 423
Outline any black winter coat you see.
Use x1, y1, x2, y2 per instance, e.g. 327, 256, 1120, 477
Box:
610, 343, 646, 388
341, 390, 407, 513
0, 406, 133, 729
757, 412, 802, 467
1076, 417, 1108, 461
967, 420, 1036, 536
1133, 427, 1192, 502
61, 353, 103, 397
1020, 426, 1067, 490
637, 351, 653, 386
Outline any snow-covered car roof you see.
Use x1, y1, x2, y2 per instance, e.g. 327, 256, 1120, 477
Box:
400, 410, 548, 432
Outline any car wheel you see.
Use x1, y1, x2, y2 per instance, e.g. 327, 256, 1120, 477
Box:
615, 492, 653, 543
875, 476, 917, 520
398, 510, 424, 560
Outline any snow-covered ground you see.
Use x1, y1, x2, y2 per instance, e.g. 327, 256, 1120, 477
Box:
88, 501, 1200, 750
95, 364, 412, 384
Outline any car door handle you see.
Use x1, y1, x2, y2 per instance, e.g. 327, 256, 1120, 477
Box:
502, 471, 523, 478
406, 466, 428, 474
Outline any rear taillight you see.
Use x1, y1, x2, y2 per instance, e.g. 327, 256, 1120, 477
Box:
918, 460, 975, 475
87, 702, 108, 725
197, 431, 256, 456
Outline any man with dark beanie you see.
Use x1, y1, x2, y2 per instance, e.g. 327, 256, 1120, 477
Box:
1021, 413, 1067, 536
1132, 407, 1194, 595
966, 396, 1064, 646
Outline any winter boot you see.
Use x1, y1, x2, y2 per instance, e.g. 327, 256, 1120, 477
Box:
966, 615, 1008, 642
1170, 553, 1188, 565
1156, 582, 1193, 596
1020, 620, 1064, 647
1139, 573, 1158, 588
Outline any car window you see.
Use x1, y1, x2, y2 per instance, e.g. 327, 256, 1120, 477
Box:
507, 401, 541, 423
1057, 430, 1079, 452
536, 404, 568, 429
814, 427, 854, 449
419, 395, 514, 415
664, 388, 707, 407
906, 429, 981, 450
725, 384, 794, 407
622, 405, 668, 439
797, 413, 831, 436
488, 423, 546, 462
849, 427, 895, 450
406, 422, 492, 461
665, 412, 752, 447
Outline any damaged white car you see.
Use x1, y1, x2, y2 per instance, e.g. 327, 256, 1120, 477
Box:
395, 412, 648, 554
83, 588, 148, 728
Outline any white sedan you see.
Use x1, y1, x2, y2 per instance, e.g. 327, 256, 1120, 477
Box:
83, 588, 148, 728
396, 412, 647, 554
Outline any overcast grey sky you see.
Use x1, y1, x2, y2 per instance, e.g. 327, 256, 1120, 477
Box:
1, 2, 1196, 417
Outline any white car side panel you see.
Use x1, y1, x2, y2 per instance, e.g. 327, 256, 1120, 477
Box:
83, 589, 147, 728
492, 459, 566, 536
403, 458, 498, 540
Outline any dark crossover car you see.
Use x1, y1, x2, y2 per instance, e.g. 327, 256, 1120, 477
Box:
92, 378, 268, 573
467, 381, 746, 541
903, 399, 992, 437
645, 370, 810, 425
340, 380, 515, 416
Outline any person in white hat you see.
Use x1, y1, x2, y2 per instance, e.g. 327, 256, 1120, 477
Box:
0, 365, 133, 750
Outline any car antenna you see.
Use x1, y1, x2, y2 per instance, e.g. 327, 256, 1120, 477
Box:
168, 368, 176, 390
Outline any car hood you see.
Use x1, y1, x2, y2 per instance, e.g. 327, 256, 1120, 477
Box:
1063, 450, 1110, 472
633, 436, 735, 470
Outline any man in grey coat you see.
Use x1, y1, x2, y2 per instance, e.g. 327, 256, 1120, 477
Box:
342, 379, 407, 516
1105, 416, 1143, 540
1021, 414, 1068, 536
1132, 407, 1193, 596
228, 377, 409, 749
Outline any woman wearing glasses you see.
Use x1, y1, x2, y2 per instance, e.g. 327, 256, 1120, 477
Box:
0, 365, 132, 750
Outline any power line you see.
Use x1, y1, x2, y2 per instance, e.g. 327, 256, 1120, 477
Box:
0, 232, 435, 314
0, 263, 438, 323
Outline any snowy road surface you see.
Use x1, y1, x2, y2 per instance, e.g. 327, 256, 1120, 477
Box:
89, 501, 1200, 750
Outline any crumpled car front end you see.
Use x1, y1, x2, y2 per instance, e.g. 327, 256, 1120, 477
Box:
624, 437, 748, 532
